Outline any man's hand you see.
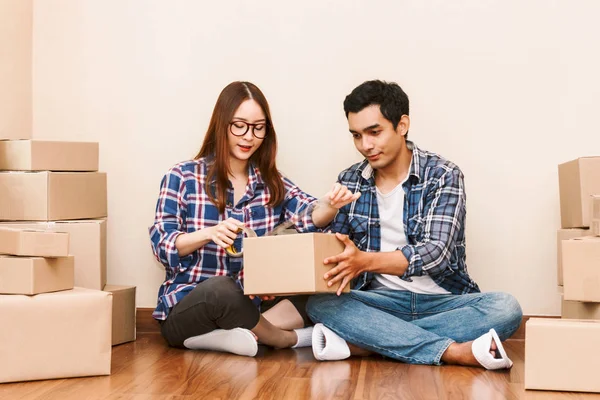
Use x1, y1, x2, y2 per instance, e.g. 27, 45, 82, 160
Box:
323, 233, 369, 296
248, 295, 276, 301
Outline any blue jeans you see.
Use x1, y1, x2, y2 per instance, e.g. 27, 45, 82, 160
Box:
306, 289, 522, 365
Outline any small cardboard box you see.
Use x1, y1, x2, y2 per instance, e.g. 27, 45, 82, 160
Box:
556, 228, 588, 286
525, 318, 600, 393
592, 195, 600, 236
0, 255, 74, 295
0, 226, 69, 257
0, 287, 112, 383
562, 236, 600, 302
243, 233, 350, 295
0, 171, 107, 221
104, 284, 136, 346
0, 219, 107, 290
0, 140, 99, 171
562, 296, 600, 320
558, 157, 600, 228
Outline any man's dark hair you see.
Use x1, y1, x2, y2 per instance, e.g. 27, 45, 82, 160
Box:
343, 80, 409, 130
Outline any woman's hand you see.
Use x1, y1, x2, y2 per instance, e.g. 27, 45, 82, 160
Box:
312, 183, 361, 228
325, 183, 361, 209
248, 295, 276, 301
209, 218, 245, 249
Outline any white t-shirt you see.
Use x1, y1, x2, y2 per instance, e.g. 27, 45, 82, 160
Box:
373, 180, 450, 295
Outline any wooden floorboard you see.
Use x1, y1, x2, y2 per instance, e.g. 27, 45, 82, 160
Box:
2, 334, 600, 399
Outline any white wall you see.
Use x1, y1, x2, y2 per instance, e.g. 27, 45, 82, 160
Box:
0, 0, 32, 139
32, 0, 600, 314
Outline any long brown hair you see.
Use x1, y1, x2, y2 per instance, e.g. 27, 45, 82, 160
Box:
195, 81, 285, 213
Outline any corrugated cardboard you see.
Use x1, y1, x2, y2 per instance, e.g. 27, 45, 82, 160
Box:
0, 255, 74, 295
0, 220, 107, 290
593, 220, 600, 237
243, 233, 350, 295
0, 171, 107, 221
0, 0, 32, 140
525, 318, 600, 393
562, 236, 600, 302
104, 284, 136, 346
558, 157, 600, 228
0, 140, 99, 171
556, 228, 588, 286
562, 296, 600, 320
592, 195, 600, 236
0, 226, 69, 257
0, 287, 112, 383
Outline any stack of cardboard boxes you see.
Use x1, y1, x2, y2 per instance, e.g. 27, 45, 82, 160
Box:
0, 140, 136, 383
525, 157, 600, 393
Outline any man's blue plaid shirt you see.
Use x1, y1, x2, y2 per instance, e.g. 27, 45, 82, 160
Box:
332, 141, 480, 294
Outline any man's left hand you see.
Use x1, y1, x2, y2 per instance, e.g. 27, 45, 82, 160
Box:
323, 233, 369, 296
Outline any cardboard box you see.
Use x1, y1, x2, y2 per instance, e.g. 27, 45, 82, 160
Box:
0, 255, 74, 295
562, 236, 600, 302
525, 318, 600, 393
0, 0, 32, 140
104, 284, 136, 346
0, 171, 107, 221
593, 220, 600, 237
592, 195, 600, 236
556, 228, 588, 286
562, 296, 600, 320
0, 287, 112, 383
558, 157, 600, 228
0, 219, 107, 290
0, 140, 99, 171
0, 226, 69, 257
243, 233, 350, 295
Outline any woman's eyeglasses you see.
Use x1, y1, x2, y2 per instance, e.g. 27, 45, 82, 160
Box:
229, 121, 267, 139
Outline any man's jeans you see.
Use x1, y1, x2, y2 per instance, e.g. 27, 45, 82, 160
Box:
306, 289, 522, 365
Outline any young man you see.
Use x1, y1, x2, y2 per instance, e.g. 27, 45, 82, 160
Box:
306, 80, 522, 370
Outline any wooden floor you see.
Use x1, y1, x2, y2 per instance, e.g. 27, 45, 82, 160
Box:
1, 334, 599, 400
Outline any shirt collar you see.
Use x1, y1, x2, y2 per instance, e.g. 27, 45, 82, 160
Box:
204, 156, 264, 189
359, 140, 423, 183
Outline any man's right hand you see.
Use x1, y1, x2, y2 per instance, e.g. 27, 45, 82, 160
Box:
210, 218, 245, 249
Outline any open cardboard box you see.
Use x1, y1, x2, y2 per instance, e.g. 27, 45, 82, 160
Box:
243, 233, 350, 295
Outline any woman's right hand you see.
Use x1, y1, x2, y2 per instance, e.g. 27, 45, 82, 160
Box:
209, 218, 245, 249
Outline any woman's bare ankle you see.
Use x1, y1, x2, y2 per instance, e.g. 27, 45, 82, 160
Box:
278, 329, 298, 349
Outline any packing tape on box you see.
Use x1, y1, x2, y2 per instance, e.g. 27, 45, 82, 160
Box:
224, 196, 336, 257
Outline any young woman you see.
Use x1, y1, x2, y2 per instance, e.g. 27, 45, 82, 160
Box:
149, 81, 359, 357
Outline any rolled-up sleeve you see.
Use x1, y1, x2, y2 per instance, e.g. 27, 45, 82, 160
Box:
400, 168, 465, 280
281, 176, 319, 233
149, 167, 187, 271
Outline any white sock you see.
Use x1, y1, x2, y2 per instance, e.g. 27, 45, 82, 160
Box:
292, 326, 314, 348
312, 323, 351, 361
182, 328, 258, 357
471, 328, 513, 370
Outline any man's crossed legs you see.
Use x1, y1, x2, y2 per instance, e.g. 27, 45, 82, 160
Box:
307, 289, 522, 369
